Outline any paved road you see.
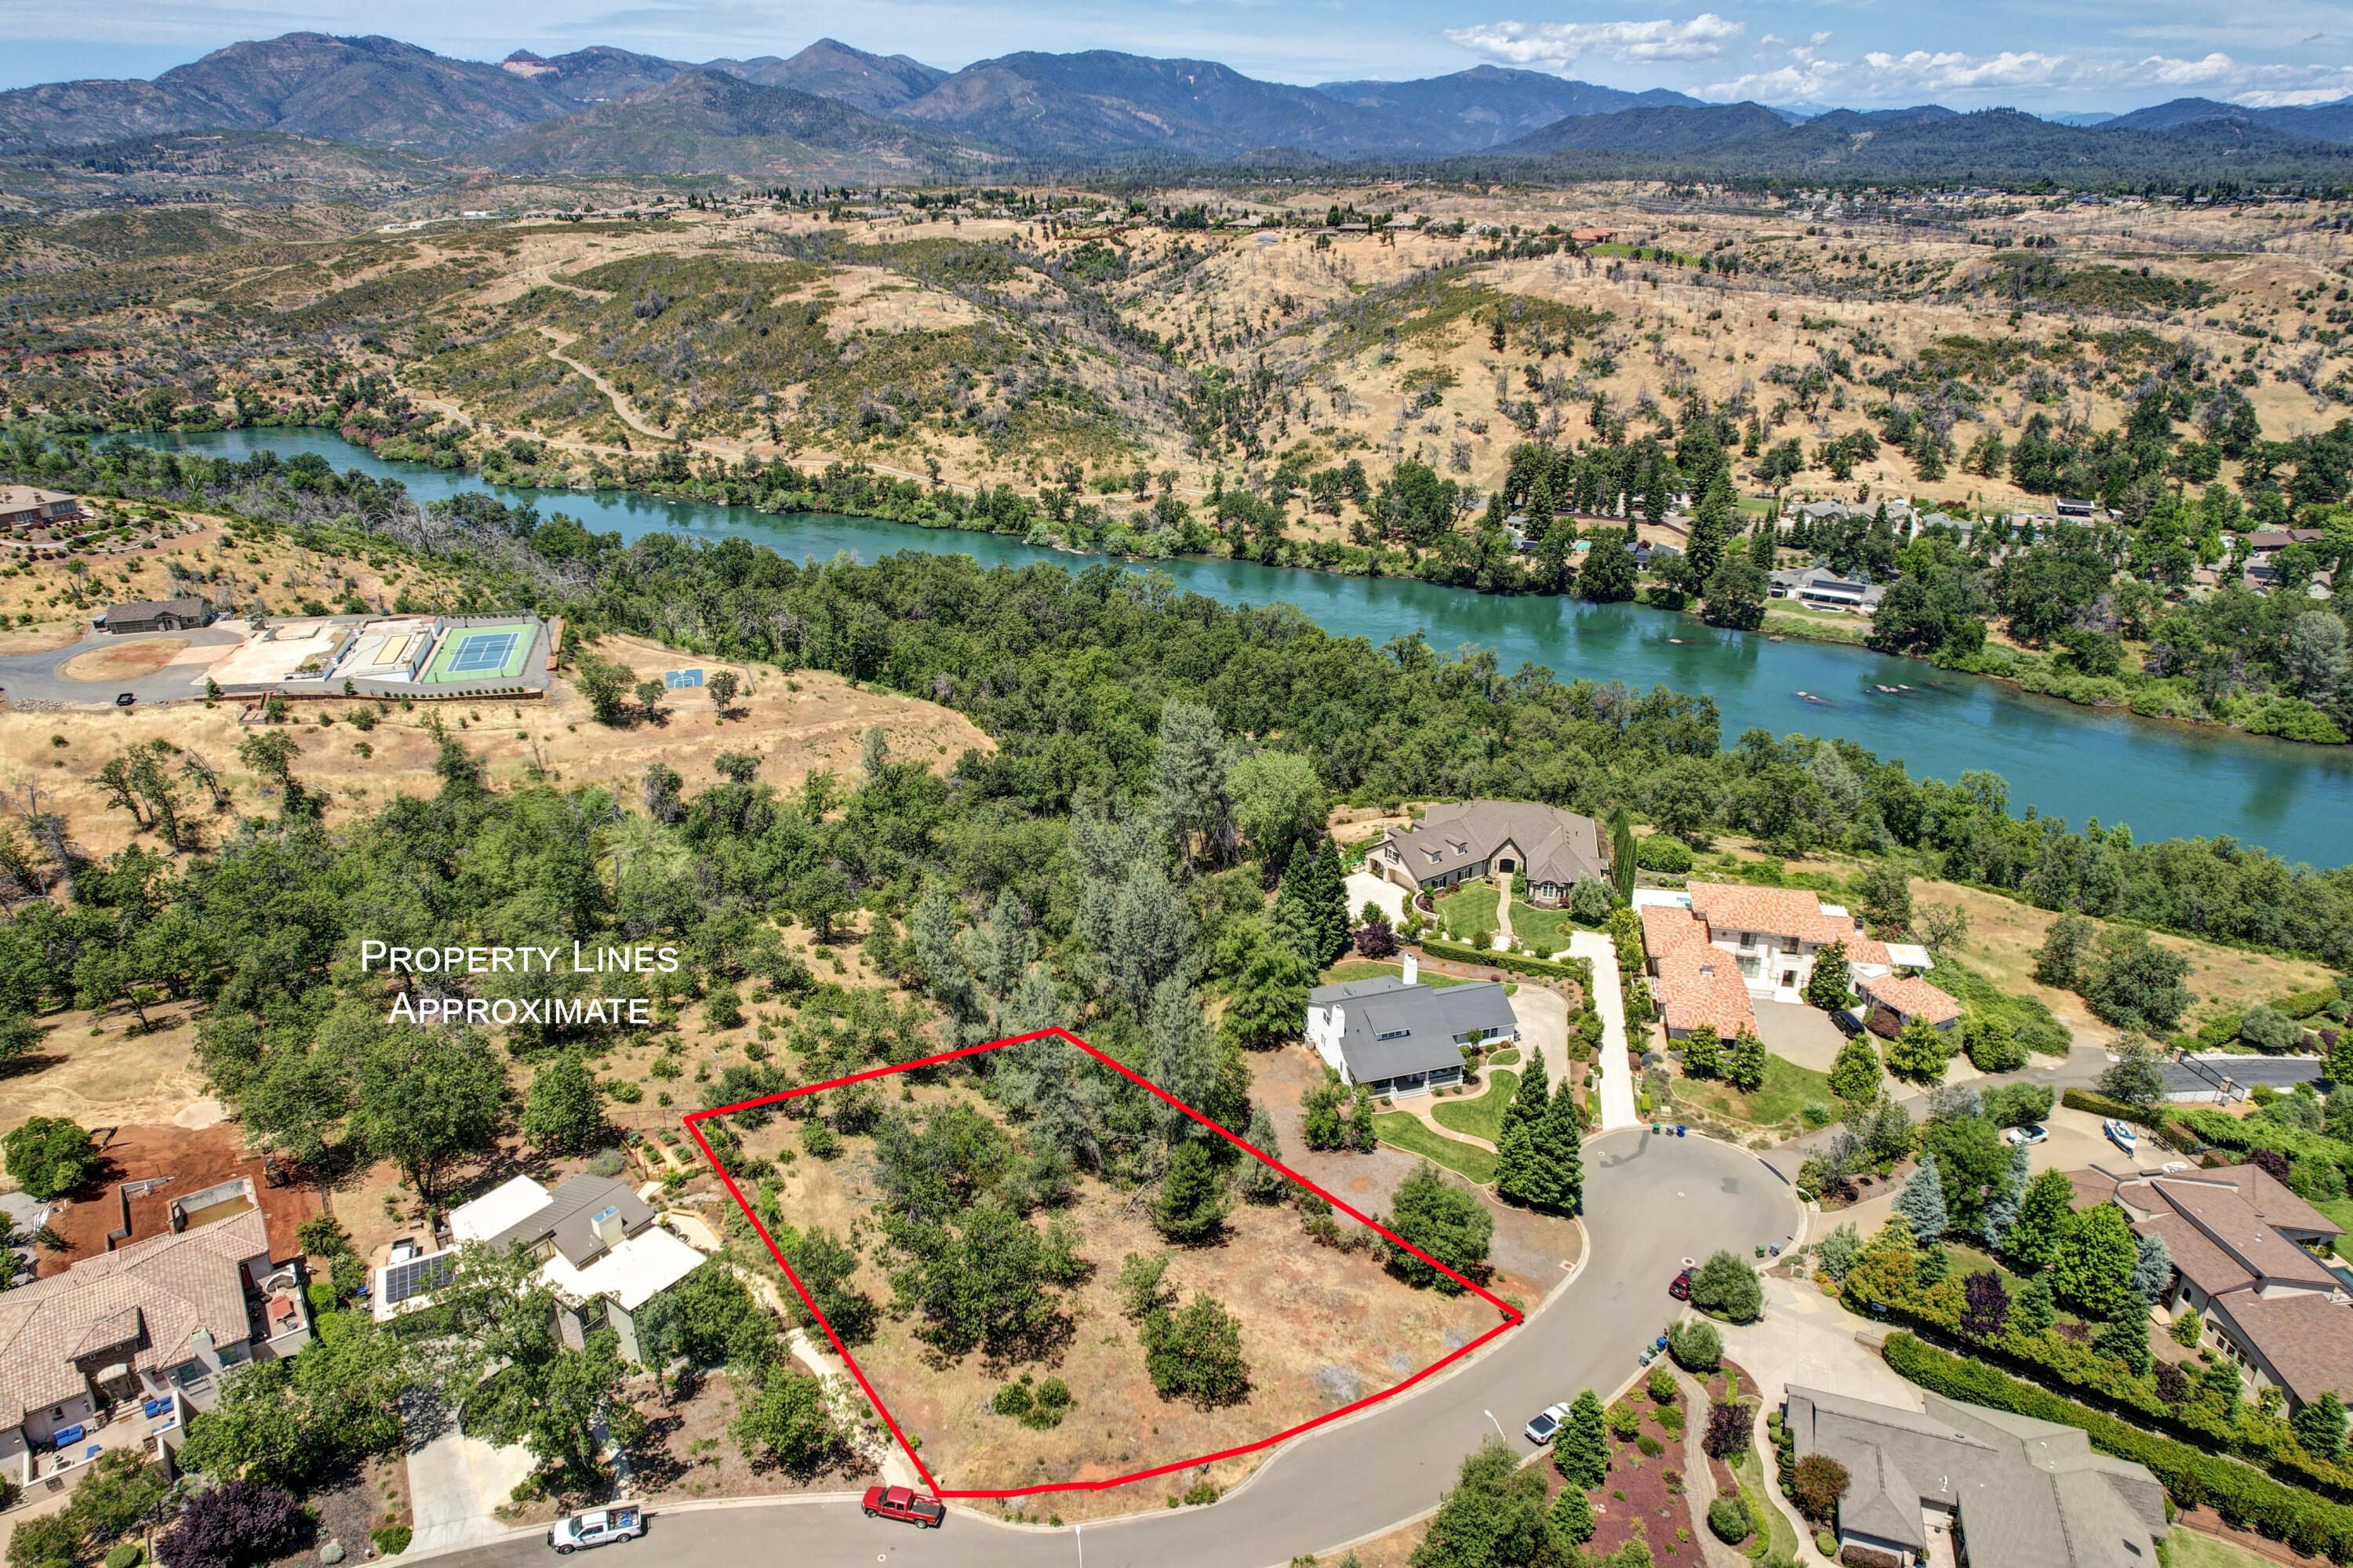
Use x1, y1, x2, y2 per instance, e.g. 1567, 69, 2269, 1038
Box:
2163, 1053, 2323, 1093
429, 1130, 1802, 1568
0, 624, 245, 707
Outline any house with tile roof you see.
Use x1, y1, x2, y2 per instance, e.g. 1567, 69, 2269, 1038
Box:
1371, 800, 1607, 908
2094, 1164, 2353, 1417
1633, 884, 1911, 1039
1782, 1384, 2167, 1567
1857, 972, 1963, 1033
0, 1208, 308, 1491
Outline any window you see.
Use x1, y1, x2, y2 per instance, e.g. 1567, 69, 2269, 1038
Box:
1375, 1027, 1409, 1041
1737, 931, 1755, 949
1737, 955, 1762, 979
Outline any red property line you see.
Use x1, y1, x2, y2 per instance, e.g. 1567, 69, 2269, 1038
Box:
683, 1025, 1523, 1501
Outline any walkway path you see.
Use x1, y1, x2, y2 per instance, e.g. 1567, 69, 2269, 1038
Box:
1491, 881, 1515, 951
1670, 1362, 1751, 1568
729, 1264, 918, 1487
1569, 932, 1641, 1132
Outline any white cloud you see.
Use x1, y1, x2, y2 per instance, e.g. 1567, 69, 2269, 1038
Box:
1705, 45, 2353, 107
1445, 13, 1744, 72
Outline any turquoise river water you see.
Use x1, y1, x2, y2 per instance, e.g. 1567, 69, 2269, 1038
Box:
123, 428, 2353, 867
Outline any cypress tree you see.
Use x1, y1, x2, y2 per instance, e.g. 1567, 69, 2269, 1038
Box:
1495, 1051, 1555, 1209
1308, 836, 1350, 965
1609, 806, 1637, 904
1268, 846, 1322, 968
1550, 1483, 1595, 1544
1554, 1388, 1609, 1488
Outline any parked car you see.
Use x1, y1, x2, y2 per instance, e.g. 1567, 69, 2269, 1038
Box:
547, 1505, 645, 1553
1669, 1266, 1696, 1301
1523, 1402, 1571, 1444
863, 1486, 945, 1529
2002, 1123, 2050, 1147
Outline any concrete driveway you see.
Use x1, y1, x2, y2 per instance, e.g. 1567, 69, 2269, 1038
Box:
1345, 870, 1406, 927
407, 1413, 540, 1555
427, 1131, 1803, 1568
1569, 931, 1640, 1131
1751, 999, 1851, 1075
1511, 983, 1570, 1097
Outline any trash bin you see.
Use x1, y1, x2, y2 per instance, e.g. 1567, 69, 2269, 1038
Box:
1675, 1125, 1686, 1137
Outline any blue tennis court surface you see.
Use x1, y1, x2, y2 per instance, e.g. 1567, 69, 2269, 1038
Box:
448, 631, 518, 673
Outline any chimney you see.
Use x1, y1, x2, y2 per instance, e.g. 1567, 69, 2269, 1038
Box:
591, 1204, 624, 1248
1403, 952, 1419, 987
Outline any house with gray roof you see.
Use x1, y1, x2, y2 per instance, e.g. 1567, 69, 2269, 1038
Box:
1372, 799, 1606, 908
1769, 566, 1885, 611
454, 1173, 656, 1270
1783, 1384, 2167, 1567
1304, 959, 1518, 1098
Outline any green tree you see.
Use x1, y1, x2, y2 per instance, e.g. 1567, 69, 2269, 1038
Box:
1883, 1014, 1950, 1083
2085, 930, 2192, 1034
348, 1029, 508, 1208
789, 865, 854, 941
1893, 1156, 1947, 1240
1154, 1138, 1228, 1243
1555, 1388, 1610, 1488
1680, 1023, 1723, 1080
1689, 1249, 1763, 1322
2, 1116, 99, 1199
2294, 1390, 2348, 1461
569, 651, 633, 726
1725, 1024, 1766, 1092
2006, 1169, 2076, 1270
729, 1370, 845, 1475
1493, 1050, 1553, 1204
707, 669, 741, 713
1409, 1438, 1563, 1568
1384, 1162, 1494, 1295
1223, 935, 1312, 1050
1526, 1082, 1585, 1213
1610, 808, 1637, 904
1227, 751, 1324, 871
1700, 553, 1769, 631
1851, 860, 1913, 933
1827, 1032, 1883, 1103
1237, 1105, 1289, 1203
1805, 941, 1853, 1010
2031, 913, 2096, 990
2050, 1202, 2139, 1318
1580, 533, 1638, 603
1140, 1291, 1251, 1406
1918, 1112, 2011, 1235
520, 1050, 603, 1156
1549, 1482, 1595, 1545
235, 729, 307, 816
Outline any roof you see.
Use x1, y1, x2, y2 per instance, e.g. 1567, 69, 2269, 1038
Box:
1784, 1384, 2166, 1568
1686, 884, 1864, 948
2060, 1167, 2121, 1212
1641, 903, 1758, 1037
2191, 1162, 2340, 1238
0, 487, 77, 510
2135, 1174, 2338, 1293
467, 1174, 655, 1268
0, 1207, 268, 1429
2217, 1291, 2353, 1407
103, 598, 209, 622
1859, 973, 1961, 1025
1383, 801, 1606, 890
1310, 976, 1515, 1083
448, 1175, 552, 1244
539, 1223, 706, 1312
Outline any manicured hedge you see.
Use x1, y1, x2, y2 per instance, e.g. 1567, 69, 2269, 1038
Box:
1882, 1333, 2353, 1563
2057, 1087, 2163, 1127
2174, 1106, 2353, 1171
1416, 937, 1594, 989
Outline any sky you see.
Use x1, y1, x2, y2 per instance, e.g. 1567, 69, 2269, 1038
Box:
5, 0, 2352, 114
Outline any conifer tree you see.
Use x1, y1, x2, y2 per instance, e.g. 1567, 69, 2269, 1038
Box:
1267, 846, 1322, 969
1681, 1022, 1723, 1080
1550, 1483, 1595, 1545
1827, 1031, 1883, 1104
1307, 836, 1350, 965
1554, 1388, 1609, 1489
1609, 807, 1638, 904
1725, 1024, 1766, 1092
1526, 1079, 1584, 1213
2006, 1168, 2076, 1269
1893, 1154, 1947, 1241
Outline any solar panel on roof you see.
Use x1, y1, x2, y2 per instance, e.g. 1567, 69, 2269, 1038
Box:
382, 1252, 456, 1305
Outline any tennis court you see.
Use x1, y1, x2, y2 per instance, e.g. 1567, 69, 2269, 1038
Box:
421, 623, 535, 684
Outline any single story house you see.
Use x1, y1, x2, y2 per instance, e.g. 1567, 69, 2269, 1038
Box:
0, 1208, 309, 1492
2097, 1164, 2353, 1417
1857, 973, 1962, 1033
1782, 1384, 2167, 1567
99, 597, 213, 635
1768, 566, 1885, 612
0, 488, 83, 530
1372, 800, 1606, 908
1304, 959, 1517, 1099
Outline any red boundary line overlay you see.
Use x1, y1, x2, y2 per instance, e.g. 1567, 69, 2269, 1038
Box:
683, 1025, 1522, 1500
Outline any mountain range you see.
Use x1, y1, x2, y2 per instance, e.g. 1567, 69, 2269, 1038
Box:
2, 32, 2349, 178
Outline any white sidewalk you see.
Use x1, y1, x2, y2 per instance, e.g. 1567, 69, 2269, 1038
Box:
1569, 931, 1642, 1131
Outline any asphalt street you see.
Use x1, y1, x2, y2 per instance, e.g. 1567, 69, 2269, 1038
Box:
432, 1129, 1802, 1568
0, 624, 245, 706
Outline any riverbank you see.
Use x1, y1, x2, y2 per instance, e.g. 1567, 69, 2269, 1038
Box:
46, 425, 2353, 860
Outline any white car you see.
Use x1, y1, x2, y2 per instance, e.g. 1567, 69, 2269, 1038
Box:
548, 1505, 646, 1553
2002, 1123, 2051, 1147
1524, 1402, 1572, 1444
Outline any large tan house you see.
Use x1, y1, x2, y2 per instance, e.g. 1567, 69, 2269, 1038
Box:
1371, 800, 1606, 908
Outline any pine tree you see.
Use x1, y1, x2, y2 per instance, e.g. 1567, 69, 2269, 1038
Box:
1554, 1388, 1609, 1488
1725, 1025, 1766, 1092
1827, 1033, 1883, 1104
1154, 1138, 1227, 1242
1893, 1154, 1947, 1241
1493, 1051, 1555, 1210
1681, 1023, 1723, 1080
1749, 516, 1778, 569
1268, 846, 1322, 969
1549, 1483, 1595, 1545
1528, 1080, 1584, 1213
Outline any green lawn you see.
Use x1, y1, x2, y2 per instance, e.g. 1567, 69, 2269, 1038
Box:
1510, 900, 1583, 956
1728, 1443, 1799, 1560
1435, 884, 1500, 941
1320, 959, 1513, 995
1372, 1114, 1499, 1185
2310, 1196, 2353, 1250
2166, 1532, 2282, 1568
1486, 1046, 1522, 1067
1679, 1053, 1835, 1130
1431, 1070, 1520, 1144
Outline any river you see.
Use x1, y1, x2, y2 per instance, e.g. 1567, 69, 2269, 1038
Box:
120, 428, 2353, 867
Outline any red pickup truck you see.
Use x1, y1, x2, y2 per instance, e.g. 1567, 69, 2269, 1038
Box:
862, 1486, 945, 1529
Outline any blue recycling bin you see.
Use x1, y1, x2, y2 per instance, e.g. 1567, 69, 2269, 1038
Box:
1675, 1125, 1686, 1137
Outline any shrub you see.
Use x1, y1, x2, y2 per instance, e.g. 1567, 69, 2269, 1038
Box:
1689, 1250, 1764, 1322
2171, 1308, 2203, 1348
370, 1526, 411, 1556
1667, 1318, 1722, 1372
1637, 836, 1694, 873
1816, 1532, 1839, 1557
1707, 1496, 1751, 1544
1792, 1452, 1850, 1522
155, 1480, 306, 1568
104, 1548, 144, 1568
1636, 1434, 1665, 1457
1609, 1402, 1644, 1440
1648, 1364, 1678, 1403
